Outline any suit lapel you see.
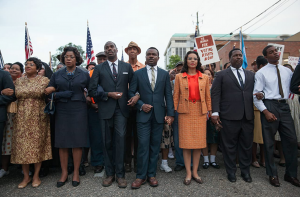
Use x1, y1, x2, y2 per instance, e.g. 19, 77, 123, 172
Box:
142, 67, 152, 90
154, 67, 162, 92
72, 67, 81, 80
103, 61, 115, 82
243, 69, 249, 89
227, 68, 242, 90
117, 60, 123, 85
61, 69, 69, 81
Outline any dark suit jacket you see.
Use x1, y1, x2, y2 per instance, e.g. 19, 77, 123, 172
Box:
88, 60, 134, 119
128, 67, 174, 124
0, 70, 16, 122
290, 64, 300, 94
48, 67, 90, 102
211, 68, 254, 120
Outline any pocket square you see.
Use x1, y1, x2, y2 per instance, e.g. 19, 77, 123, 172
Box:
123, 72, 128, 74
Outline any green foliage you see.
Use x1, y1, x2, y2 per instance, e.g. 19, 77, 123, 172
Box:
167, 55, 181, 70
51, 43, 86, 68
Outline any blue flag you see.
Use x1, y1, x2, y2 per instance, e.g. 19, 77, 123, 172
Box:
240, 31, 247, 69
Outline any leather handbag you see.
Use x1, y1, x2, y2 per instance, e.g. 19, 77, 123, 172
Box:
44, 93, 55, 115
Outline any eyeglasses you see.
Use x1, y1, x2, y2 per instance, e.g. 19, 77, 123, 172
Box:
25, 63, 35, 67
187, 57, 198, 61
10, 67, 20, 71
64, 55, 75, 59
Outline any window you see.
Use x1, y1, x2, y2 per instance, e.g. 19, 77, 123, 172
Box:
176, 48, 179, 56
175, 40, 186, 43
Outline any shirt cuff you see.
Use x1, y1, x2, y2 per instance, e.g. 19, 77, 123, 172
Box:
212, 112, 219, 116
140, 104, 144, 111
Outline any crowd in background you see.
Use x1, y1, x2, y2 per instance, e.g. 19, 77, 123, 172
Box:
0, 41, 300, 190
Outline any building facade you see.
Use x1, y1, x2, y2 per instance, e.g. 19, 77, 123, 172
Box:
164, 32, 300, 70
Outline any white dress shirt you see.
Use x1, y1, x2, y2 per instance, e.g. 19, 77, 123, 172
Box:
212, 66, 245, 116
107, 59, 118, 73
146, 65, 157, 84
253, 63, 293, 112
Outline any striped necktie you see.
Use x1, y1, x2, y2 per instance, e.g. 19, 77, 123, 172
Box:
112, 63, 117, 81
151, 67, 155, 91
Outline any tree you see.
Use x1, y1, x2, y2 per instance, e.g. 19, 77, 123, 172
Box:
51, 43, 86, 69
167, 55, 181, 70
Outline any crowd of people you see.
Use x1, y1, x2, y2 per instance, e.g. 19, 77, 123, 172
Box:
0, 41, 300, 190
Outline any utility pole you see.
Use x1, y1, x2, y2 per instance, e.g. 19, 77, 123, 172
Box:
196, 12, 200, 36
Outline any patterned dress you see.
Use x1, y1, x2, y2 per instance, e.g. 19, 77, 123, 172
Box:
11, 75, 52, 164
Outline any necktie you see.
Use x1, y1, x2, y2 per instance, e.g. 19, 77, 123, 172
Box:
236, 68, 244, 89
112, 63, 117, 81
276, 65, 284, 98
151, 67, 155, 91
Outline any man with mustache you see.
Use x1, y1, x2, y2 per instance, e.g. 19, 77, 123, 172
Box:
128, 47, 174, 189
253, 45, 300, 187
124, 41, 145, 173
88, 41, 134, 188
211, 48, 255, 183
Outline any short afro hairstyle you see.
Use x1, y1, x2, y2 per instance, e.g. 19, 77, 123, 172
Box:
204, 68, 214, 78
60, 46, 83, 66
12, 62, 24, 73
262, 45, 274, 56
256, 56, 268, 69
181, 51, 203, 73
26, 57, 43, 71
146, 47, 159, 57
223, 62, 230, 69
229, 48, 242, 59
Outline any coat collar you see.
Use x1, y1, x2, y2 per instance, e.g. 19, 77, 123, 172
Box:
182, 70, 203, 78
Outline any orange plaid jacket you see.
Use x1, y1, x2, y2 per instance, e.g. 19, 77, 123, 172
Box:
173, 72, 212, 114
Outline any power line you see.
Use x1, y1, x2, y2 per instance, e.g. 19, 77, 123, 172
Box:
247, 0, 298, 34
243, 0, 289, 32
214, 0, 282, 41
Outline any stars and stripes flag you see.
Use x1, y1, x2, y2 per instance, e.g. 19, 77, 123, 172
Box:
25, 23, 33, 60
0, 50, 4, 69
86, 23, 95, 65
194, 25, 198, 51
121, 48, 124, 62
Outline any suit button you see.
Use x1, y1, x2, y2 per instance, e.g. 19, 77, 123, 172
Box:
185, 99, 187, 101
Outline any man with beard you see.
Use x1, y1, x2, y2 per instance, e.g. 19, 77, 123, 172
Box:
88, 41, 134, 188
253, 45, 299, 187
124, 41, 145, 173
211, 48, 255, 183
129, 47, 174, 189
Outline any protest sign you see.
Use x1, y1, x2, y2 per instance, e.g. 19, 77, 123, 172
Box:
195, 35, 220, 65
288, 56, 299, 69
268, 43, 285, 64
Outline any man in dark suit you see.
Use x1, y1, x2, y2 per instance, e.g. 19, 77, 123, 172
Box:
211, 48, 255, 183
128, 47, 174, 189
0, 69, 16, 165
88, 41, 134, 188
290, 63, 300, 95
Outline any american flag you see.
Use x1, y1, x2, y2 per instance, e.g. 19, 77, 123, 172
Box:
194, 25, 198, 51
0, 50, 4, 69
121, 49, 124, 62
86, 25, 95, 65
25, 24, 33, 60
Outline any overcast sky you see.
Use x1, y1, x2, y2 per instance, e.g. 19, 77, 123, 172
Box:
1, 0, 299, 69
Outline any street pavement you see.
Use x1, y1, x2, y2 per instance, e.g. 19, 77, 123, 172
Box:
0, 151, 300, 197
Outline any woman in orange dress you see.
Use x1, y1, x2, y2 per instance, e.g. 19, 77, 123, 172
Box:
173, 51, 212, 185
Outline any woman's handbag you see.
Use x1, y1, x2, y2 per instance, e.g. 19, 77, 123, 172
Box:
44, 93, 55, 115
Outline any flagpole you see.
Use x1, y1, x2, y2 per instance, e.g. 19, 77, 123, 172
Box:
49, 52, 52, 70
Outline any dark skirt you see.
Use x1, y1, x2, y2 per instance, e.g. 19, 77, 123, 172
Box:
206, 118, 220, 144
55, 101, 88, 148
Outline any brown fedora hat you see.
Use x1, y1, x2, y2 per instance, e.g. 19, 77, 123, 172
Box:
125, 41, 141, 55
